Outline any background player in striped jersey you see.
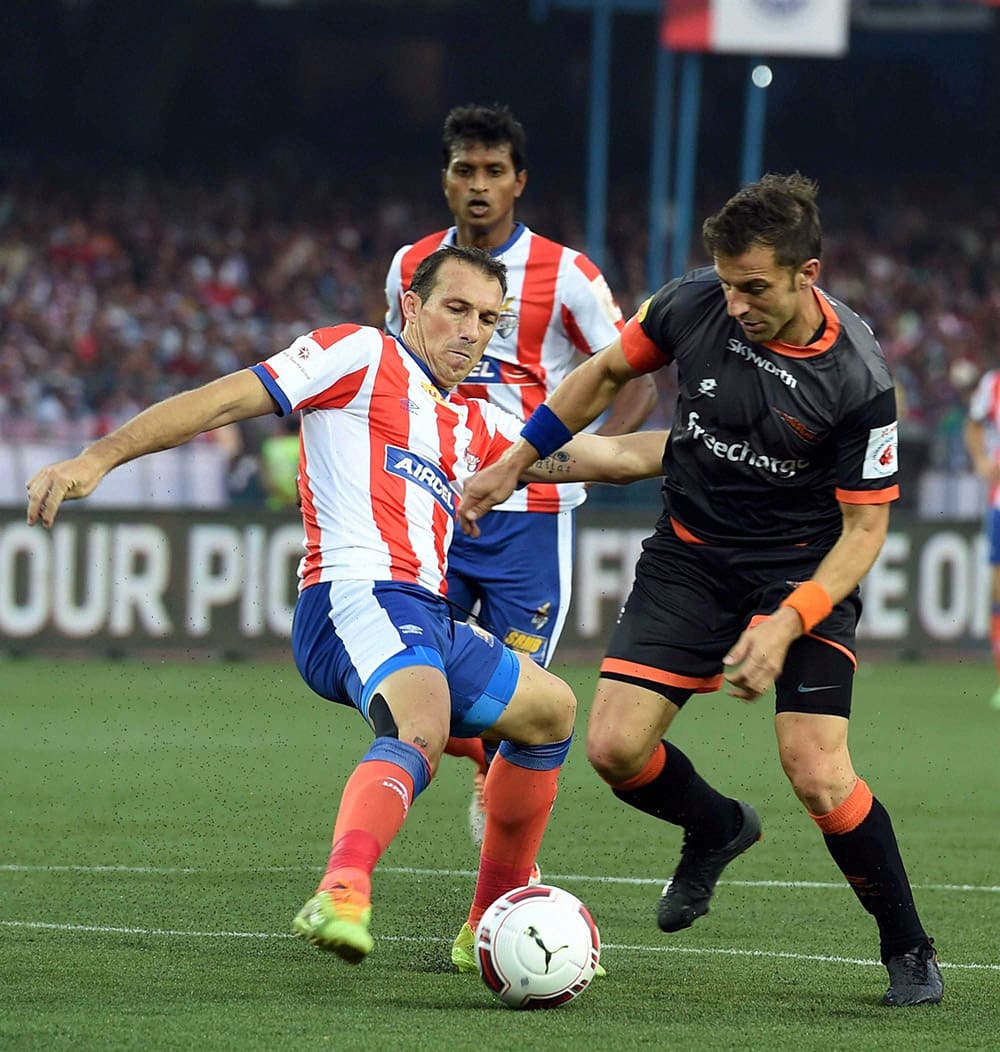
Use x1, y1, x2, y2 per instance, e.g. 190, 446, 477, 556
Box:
385, 102, 657, 840
458, 175, 943, 1007
26, 245, 665, 969
964, 366, 1000, 709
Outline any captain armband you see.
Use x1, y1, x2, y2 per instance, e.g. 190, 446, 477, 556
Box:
520, 404, 573, 459
780, 581, 834, 633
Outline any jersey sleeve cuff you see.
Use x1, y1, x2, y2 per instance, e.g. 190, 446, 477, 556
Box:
250, 363, 292, 416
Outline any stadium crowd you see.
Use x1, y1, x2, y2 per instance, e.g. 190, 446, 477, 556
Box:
1, 162, 997, 492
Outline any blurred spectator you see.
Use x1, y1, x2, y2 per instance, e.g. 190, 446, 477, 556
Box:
963, 365, 1000, 709
1, 160, 997, 489
260, 414, 301, 511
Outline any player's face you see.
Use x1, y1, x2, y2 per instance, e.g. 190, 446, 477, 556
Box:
715, 245, 820, 345
402, 260, 503, 388
442, 142, 527, 244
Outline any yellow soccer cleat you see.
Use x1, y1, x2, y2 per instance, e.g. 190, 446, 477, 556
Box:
292, 883, 373, 965
451, 921, 478, 974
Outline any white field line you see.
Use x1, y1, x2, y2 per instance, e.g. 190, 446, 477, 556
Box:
2, 862, 998, 971
2, 862, 999, 895
0, 918, 996, 972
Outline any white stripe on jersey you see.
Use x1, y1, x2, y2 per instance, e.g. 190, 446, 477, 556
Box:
968, 368, 1000, 507
252, 325, 522, 596
385, 224, 623, 513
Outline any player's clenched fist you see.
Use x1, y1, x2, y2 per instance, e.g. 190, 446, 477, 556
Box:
25, 457, 102, 528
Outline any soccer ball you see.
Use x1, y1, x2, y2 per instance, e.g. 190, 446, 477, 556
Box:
474, 884, 601, 1009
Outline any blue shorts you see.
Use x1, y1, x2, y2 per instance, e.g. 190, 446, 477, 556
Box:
988, 507, 1000, 565
291, 580, 521, 737
447, 508, 574, 668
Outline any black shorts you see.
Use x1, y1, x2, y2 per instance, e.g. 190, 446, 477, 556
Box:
600, 518, 861, 717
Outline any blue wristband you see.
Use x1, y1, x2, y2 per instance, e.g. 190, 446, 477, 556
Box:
520, 404, 573, 459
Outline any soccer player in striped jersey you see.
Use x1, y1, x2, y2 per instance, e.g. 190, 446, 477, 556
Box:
459, 176, 943, 1007
26, 245, 665, 969
386, 103, 657, 841
964, 366, 1000, 709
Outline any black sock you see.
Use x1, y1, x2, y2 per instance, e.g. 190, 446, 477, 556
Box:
822, 796, 928, 959
612, 741, 741, 847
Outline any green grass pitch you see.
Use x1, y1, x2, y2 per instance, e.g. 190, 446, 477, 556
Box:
3, 656, 998, 1050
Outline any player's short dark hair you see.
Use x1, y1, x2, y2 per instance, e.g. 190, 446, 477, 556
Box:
702, 172, 822, 268
409, 245, 508, 302
441, 103, 527, 172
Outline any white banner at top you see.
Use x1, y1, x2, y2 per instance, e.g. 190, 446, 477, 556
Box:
662, 0, 850, 58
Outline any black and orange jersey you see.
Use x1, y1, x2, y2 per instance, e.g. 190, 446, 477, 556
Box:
621, 266, 899, 547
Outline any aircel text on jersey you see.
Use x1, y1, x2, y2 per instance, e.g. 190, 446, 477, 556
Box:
727, 338, 798, 388
685, 412, 809, 478
385, 445, 457, 513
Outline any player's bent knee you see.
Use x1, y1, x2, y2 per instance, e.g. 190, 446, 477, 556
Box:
497, 675, 575, 746
585, 726, 646, 783
532, 685, 576, 742
779, 752, 855, 813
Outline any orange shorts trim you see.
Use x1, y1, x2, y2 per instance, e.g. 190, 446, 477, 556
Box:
809, 633, 857, 670
670, 517, 707, 544
809, 777, 873, 834
600, 657, 723, 693
747, 617, 858, 672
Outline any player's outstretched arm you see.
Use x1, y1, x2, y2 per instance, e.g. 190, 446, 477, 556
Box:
521, 429, 667, 486
26, 370, 275, 528
458, 339, 645, 536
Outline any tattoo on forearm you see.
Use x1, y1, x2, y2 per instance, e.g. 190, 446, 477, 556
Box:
534, 450, 573, 475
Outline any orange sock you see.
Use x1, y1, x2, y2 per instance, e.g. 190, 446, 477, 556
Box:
444, 736, 489, 775
467, 753, 559, 929
318, 759, 417, 899
809, 778, 874, 835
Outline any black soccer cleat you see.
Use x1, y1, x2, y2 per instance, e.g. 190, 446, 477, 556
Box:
657, 801, 762, 933
882, 940, 943, 1006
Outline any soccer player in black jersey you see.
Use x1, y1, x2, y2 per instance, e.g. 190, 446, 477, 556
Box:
458, 173, 943, 1007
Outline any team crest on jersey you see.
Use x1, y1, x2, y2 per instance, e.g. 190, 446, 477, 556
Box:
496, 297, 518, 339
774, 408, 819, 442
464, 452, 481, 473
696, 378, 717, 398
862, 422, 898, 479
385, 445, 456, 512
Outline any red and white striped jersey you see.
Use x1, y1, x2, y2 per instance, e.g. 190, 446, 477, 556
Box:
969, 368, 1000, 507
385, 223, 624, 512
251, 324, 522, 596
